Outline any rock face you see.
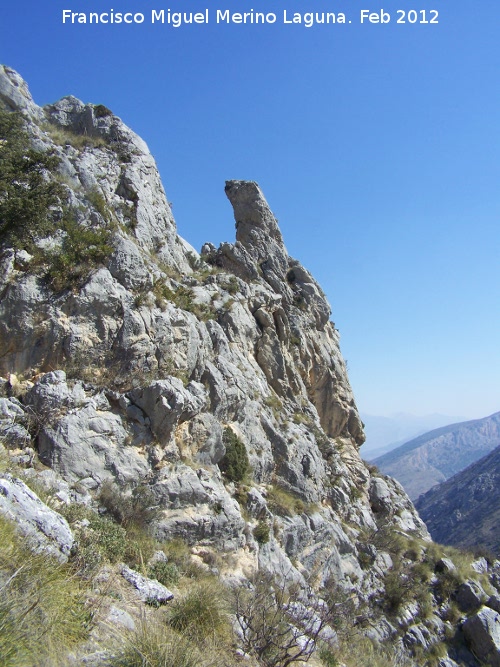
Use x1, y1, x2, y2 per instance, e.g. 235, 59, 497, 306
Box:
416, 444, 500, 554
462, 608, 500, 666
374, 412, 500, 500
0, 474, 74, 562
1, 66, 497, 667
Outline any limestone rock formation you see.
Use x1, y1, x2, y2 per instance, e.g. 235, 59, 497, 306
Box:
1, 65, 498, 667
0, 473, 74, 562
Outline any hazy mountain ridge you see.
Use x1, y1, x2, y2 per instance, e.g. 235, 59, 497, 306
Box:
361, 412, 464, 458
374, 412, 500, 500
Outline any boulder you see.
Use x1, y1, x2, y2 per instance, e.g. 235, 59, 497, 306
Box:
24, 370, 87, 414
121, 565, 174, 605
0, 474, 74, 562
453, 580, 486, 613
0, 397, 30, 448
435, 558, 456, 574
369, 477, 392, 513
106, 605, 136, 631
487, 595, 500, 614
462, 607, 500, 666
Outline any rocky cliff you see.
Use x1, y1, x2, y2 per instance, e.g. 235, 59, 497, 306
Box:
1, 64, 499, 667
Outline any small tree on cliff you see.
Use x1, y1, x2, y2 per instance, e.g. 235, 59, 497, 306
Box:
0, 107, 64, 251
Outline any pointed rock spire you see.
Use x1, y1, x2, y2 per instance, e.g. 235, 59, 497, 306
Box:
224, 180, 288, 277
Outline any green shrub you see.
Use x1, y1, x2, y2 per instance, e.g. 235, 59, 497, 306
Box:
88, 514, 127, 562
358, 549, 374, 570
62, 508, 127, 572
319, 645, 339, 667
124, 525, 160, 570
152, 281, 215, 320
45, 213, 113, 290
111, 622, 202, 667
93, 104, 113, 118
220, 275, 239, 295
167, 579, 230, 642
0, 108, 65, 252
383, 571, 407, 613
148, 560, 180, 587
162, 538, 191, 567
266, 484, 306, 517
313, 426, 332, 454
219, 427, 250, 483
86, 187, 114, 224
336, 636, 394, 667
264, 394, 282, 410
98, 480, 158, 528
161, 538, 205, 579
293, 411, 311, 425
253, 520, 270, 545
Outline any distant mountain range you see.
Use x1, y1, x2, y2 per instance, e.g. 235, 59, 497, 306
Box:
360, 412, 464, 459
373, 412, 500, 500
416, 444, 500, 555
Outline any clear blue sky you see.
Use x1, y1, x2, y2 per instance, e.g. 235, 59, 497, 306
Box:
2, 0, 499, 419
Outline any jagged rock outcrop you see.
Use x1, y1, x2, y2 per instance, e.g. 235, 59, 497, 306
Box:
1, 65, 497, 667
0, 473, 74, 562
462, 608, 500, 666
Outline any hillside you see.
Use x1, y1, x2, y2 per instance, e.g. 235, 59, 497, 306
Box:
361, 412, 464, 459
374, 412, 500, 500
416, 444, 500, 555
1, 64, 500, 667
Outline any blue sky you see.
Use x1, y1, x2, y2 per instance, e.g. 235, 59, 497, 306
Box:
1, 0, 499, 419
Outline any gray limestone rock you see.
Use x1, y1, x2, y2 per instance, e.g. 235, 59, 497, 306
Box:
453, 580, 486, 613
182, 413, 225, 465
24, 370, 87, 415
120, 565, 174, 605
0, 66, 463, 667
152, 464, 245, 550
369, 477, 392, 513
106, 605, 136, 631
0, 474, 74, 562
128, 379, 206, 445
108, 235, 153, 291
471, 557, 489, 574
488, 595, 500, 614
0, 397, 30, 447
0, 65, 44, 121
462, 607, 500, 666
403, 624, 432, 650
37, 399, 149, 485
436, 558, 457, 574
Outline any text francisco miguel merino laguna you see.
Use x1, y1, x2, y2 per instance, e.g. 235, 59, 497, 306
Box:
62, 8, 357, 27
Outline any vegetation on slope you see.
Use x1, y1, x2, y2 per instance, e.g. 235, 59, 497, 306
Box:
0, 106, 114, 290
